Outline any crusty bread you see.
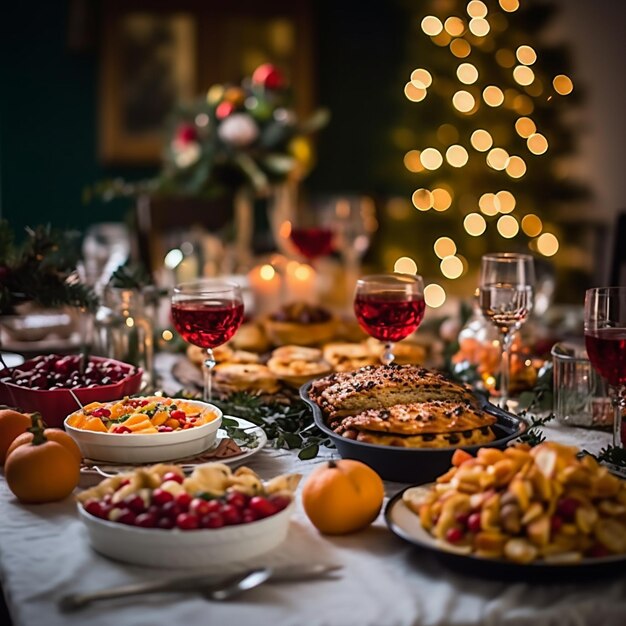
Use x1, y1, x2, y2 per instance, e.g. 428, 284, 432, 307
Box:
352, 426, 496, 449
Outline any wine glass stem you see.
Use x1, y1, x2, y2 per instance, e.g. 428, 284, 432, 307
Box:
381, 342, 395, 366
610, 385, 625, 448
203, 348, 216, 402
499, 331, 514, 409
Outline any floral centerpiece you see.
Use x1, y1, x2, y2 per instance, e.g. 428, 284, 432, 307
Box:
94, 64, 329, 200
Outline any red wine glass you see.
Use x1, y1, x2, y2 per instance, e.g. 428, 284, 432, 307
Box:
171, 280, 244, 402
354, 273, 425, 365
584, 286, 626, 447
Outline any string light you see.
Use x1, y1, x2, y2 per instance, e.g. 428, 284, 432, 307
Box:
553, 75, 574, 95
457, 63, 479, 84
411, 68, 433, 88
522, 214, 543, 237
432, 188, 453, 211
394, 256, 418, 274
505, 155, 527, 178
469, 18, 490, 37
445, 145, 469, 167
434, 237, 456, 258
516, 45, 537, 65
483, 85, 504, 106
486, 147, 509, 170
440, 255, 464, 279
450, 38, 471, 58
405, 82, 427, 102
515, 117, 536, 138
471, 129, 493, 151
404, 150, 424, 172
497, 215, 519, 238
412, 188, 433, 210
537, 232, 559, 256
467, 1, 488, 18
464, 212, 487, 235
527, 133, 549, 155
452, 90, 476, 113
420, 148, 443, 170
421, 16, 443, 36
424, 283, 446, 308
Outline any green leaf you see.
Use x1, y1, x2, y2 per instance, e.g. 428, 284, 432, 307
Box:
298, 444, 319, 460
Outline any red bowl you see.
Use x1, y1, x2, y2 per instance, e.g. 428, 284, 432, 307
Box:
0, 356, 143, 428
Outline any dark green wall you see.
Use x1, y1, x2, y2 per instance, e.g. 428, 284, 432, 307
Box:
0, 1, 405, 237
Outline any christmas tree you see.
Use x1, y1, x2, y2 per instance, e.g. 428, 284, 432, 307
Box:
378, 0, 587, 306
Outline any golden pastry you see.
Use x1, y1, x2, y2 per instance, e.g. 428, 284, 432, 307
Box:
263, 302, 337, 347
353, 426, 495, 449
212, 363, 280, 396
322, 342, 378, 372
229, 323, 271, 353
187, 344, 233, 367
365, 338, 426, 365
267, 345, 332, 387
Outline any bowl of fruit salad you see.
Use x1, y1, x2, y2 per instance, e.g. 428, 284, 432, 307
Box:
0, 354, 142, 428
76, 462, 300, 567
64, 396, 222, 463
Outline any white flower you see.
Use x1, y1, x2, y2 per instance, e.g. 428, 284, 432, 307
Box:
217, 113, 259, 147
174, 142, 201, 168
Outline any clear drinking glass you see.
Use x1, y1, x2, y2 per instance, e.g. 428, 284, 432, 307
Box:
584, 286, 626, 447
171, 280, 244, 401
353, 273, 425, 365
478, 253, 535, 409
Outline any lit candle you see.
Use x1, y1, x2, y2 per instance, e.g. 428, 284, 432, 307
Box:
284, 261, 316, 304
248, 264, 281, 316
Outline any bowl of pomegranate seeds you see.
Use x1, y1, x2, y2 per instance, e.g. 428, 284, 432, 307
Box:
0, 354, 143, 427
64, 396, 222, 463
76, 462, 300, 567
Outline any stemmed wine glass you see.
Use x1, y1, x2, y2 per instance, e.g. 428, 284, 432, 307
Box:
354, 273, 425, 365
171, 280, 244, 402
584, 287, 626, 447
478, 253, 535, 409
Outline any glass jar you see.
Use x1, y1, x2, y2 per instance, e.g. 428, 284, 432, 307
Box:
94, 288, 154, 389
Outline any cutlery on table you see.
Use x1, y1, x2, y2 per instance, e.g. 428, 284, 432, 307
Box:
58, 564, 342, 611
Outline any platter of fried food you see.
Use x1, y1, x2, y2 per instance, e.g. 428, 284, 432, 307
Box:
386, 442, 626, 577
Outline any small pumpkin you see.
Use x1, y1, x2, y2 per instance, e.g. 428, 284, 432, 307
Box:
7, 425, 82, 465
302, 459, 385, 535
0, 408, 32, 465
5, 414, 81, 504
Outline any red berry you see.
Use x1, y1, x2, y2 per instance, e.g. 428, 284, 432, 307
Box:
445, 527, 464, 544
176, 513, 199, 530
152, 488, 174, 506
556, 498, 579, 521
102, 494, 113, 505
124, 494, 147, 514
251, 63, 285, 90
467, 512, 482, 534
201, 513, 225, 529
157, 516, 176, 530
134, 513, 157, 528
170, 410, 186, 421
248, 496, 278, 519
91, 407, 111, 418
175, 493, 192, 511
116, 478, 131, 490
204, 500, 222, 514
160, 501, 181, 519
226, 491, 248, 510
242, 510, 260, 524
269, 495, 291, 512
220, 504, 243, 525
84, 499, 105, 518
551, 515, 563, 533
162, 472, 184, 484
117, 511, 137, 526
189, 498, 212, 517
455, 512, 470, 527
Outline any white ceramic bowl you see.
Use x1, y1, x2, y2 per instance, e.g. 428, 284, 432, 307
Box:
77, 500, 294, 568
64, 399, 222, 463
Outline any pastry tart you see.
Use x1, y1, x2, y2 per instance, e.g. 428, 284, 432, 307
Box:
212, 363, 280, 396
267, 345, 332, 387
263, 302, 337, 347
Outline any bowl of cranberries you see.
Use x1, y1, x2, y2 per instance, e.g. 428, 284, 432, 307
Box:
0, 354, 142, 428
77, 463, 297, 568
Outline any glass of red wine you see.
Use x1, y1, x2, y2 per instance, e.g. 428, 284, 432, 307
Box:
288, 204, 334, 264
354, 273, 425, 365
584, 286, 626, 447
171, 280, 244, 402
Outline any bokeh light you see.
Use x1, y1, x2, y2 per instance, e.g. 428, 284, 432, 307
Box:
527, 133, 548, 155
412, 188, 433, 210
516, 45, 537, 65
496, 190, 516, 213
411, 68, 433, 88
445, 145, 469, 167
505, 155, 527, 178
483, 85, 504, 106
434, 237, 457, 258
404, 82, 427, 102
515, 117, 536, 138
499, 0, 520, 12
521, 214, 543, 237
464, 212, 487, 235
469, 18, 490, 36
497, 215, 519, 238
479, 192, 499, 216
553, 75, 574, 95
440, 255, 464, 279
404, 150, 424, 172
432, 188, 453, 211
450, 38, 471, 58
457, 63, 479, 84
437, 124, 460, 143
445, 17, 466, 36
513, 65, 535, 86
471, 129, 493, 151
467, 1, 488, 18
421, 16, 444, 36
394, 256, 418, 274
513, 94, 534, 115
496, 49, 516, 68
259, 264, 276, 280
537, 232, 559, 256
420, 148, 444, 170
486, 147, 509, 170
424, 283, 446, 308
453, 90, 476, 113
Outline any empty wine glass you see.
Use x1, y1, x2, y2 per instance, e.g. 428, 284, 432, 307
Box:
478, 253, 535, 409
584, 286, 626, 447
171, 280, 244, 401
354, 273, 425, 365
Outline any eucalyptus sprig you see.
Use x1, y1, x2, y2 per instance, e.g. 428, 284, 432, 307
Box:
516, 412, 555, 447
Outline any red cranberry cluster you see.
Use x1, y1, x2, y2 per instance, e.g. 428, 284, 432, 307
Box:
2, 354, 133, 390
83, 472, 291, 531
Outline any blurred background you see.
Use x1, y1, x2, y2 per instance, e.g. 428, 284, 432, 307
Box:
1, 0, 624, 306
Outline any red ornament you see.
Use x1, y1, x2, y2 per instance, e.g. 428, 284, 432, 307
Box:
175, 124, 197, 145
216, 100, 236, 120
251, 63, 285, 90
